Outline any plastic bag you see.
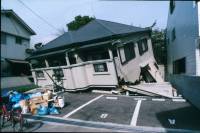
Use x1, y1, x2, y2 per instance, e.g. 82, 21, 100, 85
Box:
29, 92, 42, 99
37, 105, 48, 115
9, 91, 23, 103
49, 106, 59, 115
23, 94, 30, 100
12, 103, 20, 109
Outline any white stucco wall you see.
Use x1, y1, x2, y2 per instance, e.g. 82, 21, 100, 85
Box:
32, 59, 118, 90
115, 34, 157, 83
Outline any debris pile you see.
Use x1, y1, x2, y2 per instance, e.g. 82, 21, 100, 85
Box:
6, 89, 65, 115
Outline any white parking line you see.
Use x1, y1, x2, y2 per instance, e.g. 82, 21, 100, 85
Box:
100, 113, 108, 119
134, 98, 146, 101
130, 100, 142, 126
172, 99, 186, 102
64, 95, 104, 118
152, 98, 166, 101
106, 96, 118, 100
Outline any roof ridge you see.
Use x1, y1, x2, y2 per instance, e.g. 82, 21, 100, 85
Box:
96, 19, 145, 29
95, 19, 115, 34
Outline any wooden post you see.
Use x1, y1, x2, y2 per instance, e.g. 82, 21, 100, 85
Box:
108, 48, 113, 59
45, 59, 49, 67
65, 52, 70, 65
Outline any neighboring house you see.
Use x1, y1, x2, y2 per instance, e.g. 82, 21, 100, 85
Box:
27, 19, 163, 91
1, 10, 36, 89
166, 1, 200, 110
166, 1, 200, 76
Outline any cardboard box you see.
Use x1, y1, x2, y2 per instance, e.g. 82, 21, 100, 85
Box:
30, 103, 38, 115
19, 100, 28, 108
30, 96, 44, 104
42, 93, 52, 101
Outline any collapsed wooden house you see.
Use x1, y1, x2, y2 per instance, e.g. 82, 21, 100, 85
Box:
27, 19, 164, 92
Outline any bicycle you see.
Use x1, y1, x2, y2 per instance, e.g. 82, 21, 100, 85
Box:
0, 96, 27, 132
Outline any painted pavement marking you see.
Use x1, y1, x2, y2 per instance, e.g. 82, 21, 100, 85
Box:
152, 98, 166, 101
172, 99, 186, 102
100, 113, 108, 119
130, 100, 142, 126
64, 95, 104, 118
106, 96, 118, 100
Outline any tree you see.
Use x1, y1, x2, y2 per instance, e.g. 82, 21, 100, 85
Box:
67, 15, 95, 31
151, 29, 167, 65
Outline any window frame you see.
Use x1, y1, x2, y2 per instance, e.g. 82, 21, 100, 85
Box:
1, 32, 7, 45
35, 70, 45, 78
173, 57, 186, 74
16, 36, 22, 45
170, 0, 175, 14
171, 28, 176, 42
93, 63, 108, 73
138, 38, 148, 56
118, 42, 136, 65
53, 69, 64, 78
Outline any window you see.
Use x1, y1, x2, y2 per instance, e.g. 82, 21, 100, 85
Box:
93, 63, 108, 72
31, 59, 46, 68
84, 50, 110, 61
171, 28, 176, 42
138, 39, 148, 55
119, 42, 136, 64
1, 32, 6, 44
47, 55, 67, 67
170, 0, 175, 14
173, 57, 186, 74
53, 69, 64, 78
35, 71, 45, 78
112, 49, 118, 57
16, 36, 22, 44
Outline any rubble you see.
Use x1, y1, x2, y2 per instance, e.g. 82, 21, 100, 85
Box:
6, 88, 64, 115
123, 82, 174, 98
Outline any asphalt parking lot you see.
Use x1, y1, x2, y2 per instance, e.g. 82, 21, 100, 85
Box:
3, 92, 199, 132
49, 92, 200, 131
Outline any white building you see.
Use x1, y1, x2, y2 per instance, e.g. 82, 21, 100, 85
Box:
166, 1, 200, 76
28, 19, 163, 91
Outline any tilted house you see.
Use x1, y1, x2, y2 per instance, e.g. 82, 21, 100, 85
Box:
27, 19, 163, 91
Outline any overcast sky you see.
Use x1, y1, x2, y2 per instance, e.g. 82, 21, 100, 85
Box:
2, 0, 169, 47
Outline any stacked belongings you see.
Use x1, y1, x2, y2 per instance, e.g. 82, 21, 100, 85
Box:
7, 89, 65, 116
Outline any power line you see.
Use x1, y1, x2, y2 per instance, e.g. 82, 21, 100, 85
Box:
17, 0, 60, 32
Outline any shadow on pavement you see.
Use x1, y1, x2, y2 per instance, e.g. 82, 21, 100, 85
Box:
156, 106, 200, 131
23, 121, 44, 132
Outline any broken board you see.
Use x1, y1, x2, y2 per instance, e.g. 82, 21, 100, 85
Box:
124, 82, 173, 98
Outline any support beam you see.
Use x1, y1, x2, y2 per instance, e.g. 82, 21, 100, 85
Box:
45, 59, 49, 67
65, 52, 70, 65
108, 49, 113, 59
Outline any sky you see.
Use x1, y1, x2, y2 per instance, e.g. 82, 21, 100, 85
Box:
1, 0, 169, 48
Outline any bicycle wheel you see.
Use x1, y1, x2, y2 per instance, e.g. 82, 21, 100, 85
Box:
12, 111, 24, 132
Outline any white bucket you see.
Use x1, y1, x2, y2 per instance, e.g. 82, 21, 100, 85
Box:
22, 106, 29, 114
58, 97, 65, 108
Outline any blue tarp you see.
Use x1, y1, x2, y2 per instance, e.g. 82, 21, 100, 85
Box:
37, 105, 49, 115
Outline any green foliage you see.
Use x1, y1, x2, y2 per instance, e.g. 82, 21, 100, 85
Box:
14, 85, 39, 93
67, 15, 95, 31
151, 29, 167, 65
